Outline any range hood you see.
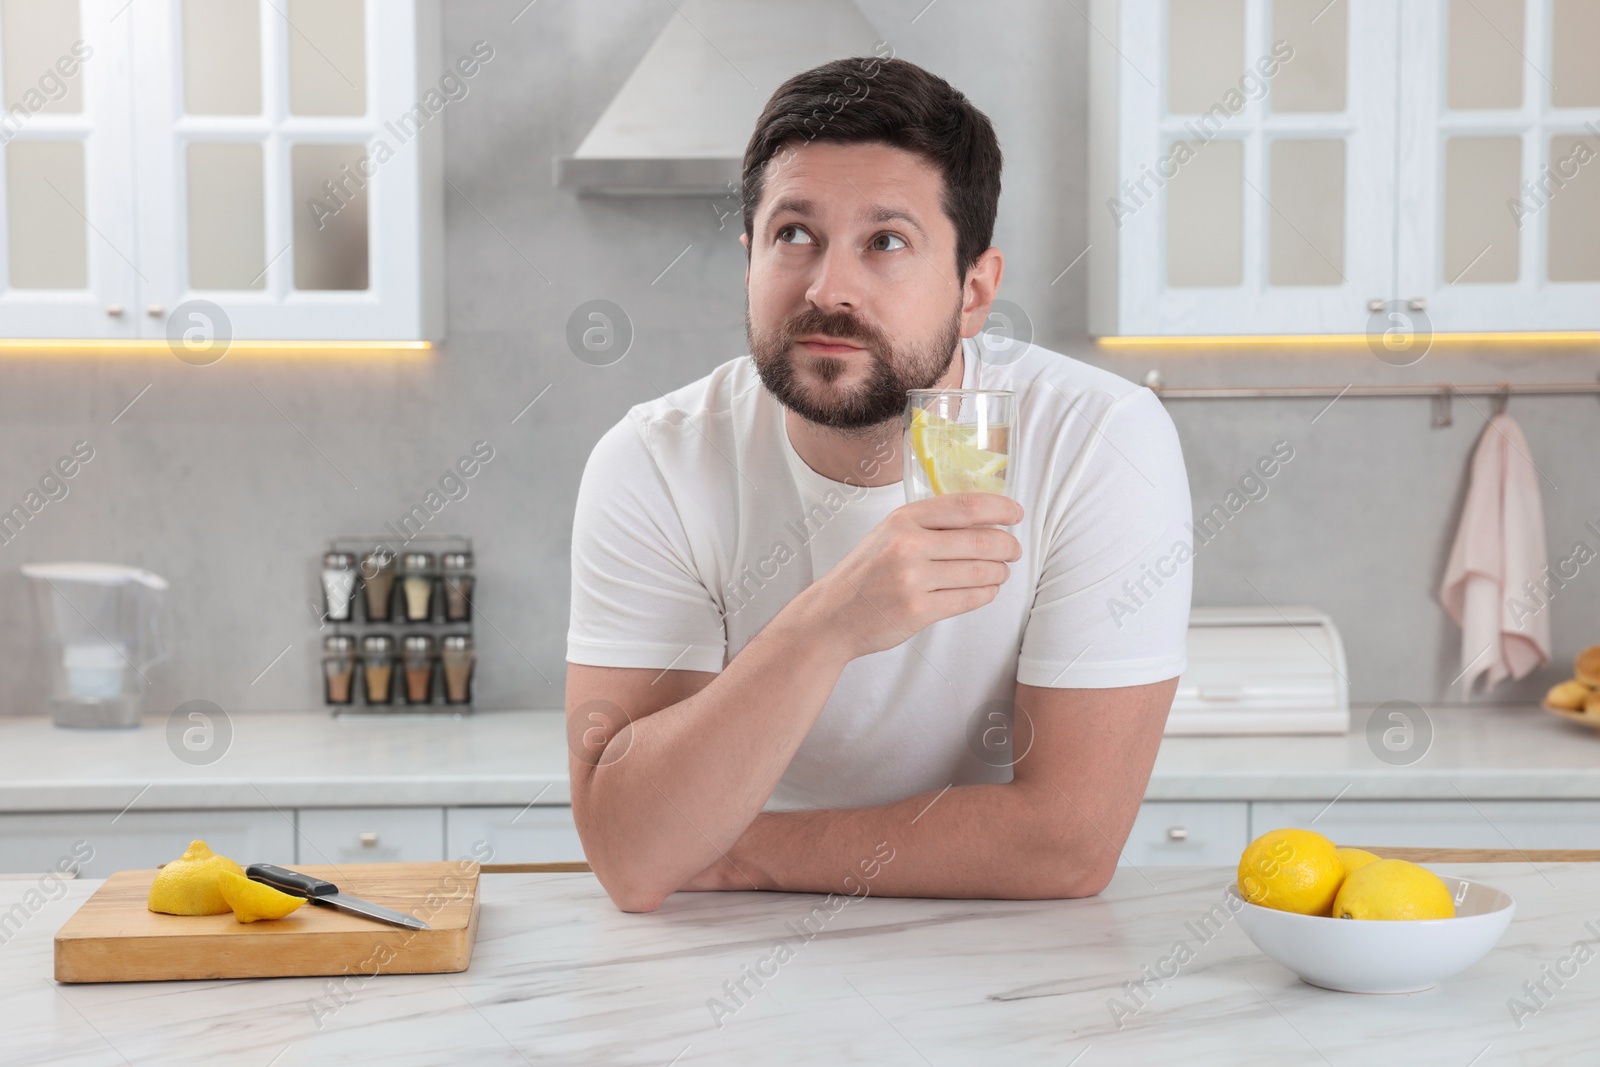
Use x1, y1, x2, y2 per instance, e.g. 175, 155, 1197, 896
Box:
555, 0, 883, 196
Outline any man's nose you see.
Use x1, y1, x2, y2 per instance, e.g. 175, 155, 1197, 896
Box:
805, 242, 864, 312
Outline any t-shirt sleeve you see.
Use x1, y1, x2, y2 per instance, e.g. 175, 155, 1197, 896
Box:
565, 417, 727, 673
1016, 386, 1192, 688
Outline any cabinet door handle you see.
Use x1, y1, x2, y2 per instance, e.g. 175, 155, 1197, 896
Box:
146, 303, 165, 317
359, 831, 380, 847
1167, 826, 1188, 841
1367, 298, 1385, 313
106, 304, 124, 317
1408, 297, 1427, 311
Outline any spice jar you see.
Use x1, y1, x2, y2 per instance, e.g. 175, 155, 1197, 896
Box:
401, 552, 436, 622
402, 634, 436, 704
322, 634, 356, 705
360, 633, 396, 704
361, 549, 396, 622
441, 552, 474, 622
320, 552, 357, 622
441, 634, 474, 705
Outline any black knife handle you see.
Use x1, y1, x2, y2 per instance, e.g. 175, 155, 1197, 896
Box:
246, 863, 339, 899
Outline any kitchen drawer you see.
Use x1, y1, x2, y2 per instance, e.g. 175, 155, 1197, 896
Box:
446, 806, 585, 864
296, 808, 445, 863
1120, 801, 1249, 866
1250, 801, 1600, 850
0, 810, 295, 877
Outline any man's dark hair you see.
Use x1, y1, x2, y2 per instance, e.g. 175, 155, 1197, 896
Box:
741, 56, 1002, 283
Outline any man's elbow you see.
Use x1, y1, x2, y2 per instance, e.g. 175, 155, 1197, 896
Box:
1029, 844, 1117, 899
1065, 862, 1116, 898
593, 863, 673, 913
584, 843, 680, 912
609, 885, 669, 914
573, 788, 674, 912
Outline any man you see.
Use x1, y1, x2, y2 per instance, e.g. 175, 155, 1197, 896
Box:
566, 57, 1191, 913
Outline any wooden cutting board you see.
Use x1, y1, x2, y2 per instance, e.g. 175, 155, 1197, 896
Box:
54, 862, 479, 983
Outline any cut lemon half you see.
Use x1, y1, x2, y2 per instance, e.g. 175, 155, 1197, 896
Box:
147, 839, 247, 916
909, 407, 1009, 495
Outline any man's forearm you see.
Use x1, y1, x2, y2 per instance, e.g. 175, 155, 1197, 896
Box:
577, 599, 852, 911
712, 780, 1119, 900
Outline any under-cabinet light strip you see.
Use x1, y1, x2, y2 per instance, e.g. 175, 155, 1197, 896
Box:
1097, 332, 1600, 347
0, 340, 435, 358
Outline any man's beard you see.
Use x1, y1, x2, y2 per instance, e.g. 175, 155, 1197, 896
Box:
748, 301, 963, 433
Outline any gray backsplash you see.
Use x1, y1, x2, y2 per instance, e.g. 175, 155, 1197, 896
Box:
1, 0, 1595, 717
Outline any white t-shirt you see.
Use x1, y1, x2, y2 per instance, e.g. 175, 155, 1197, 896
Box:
567, 337, 1192, 812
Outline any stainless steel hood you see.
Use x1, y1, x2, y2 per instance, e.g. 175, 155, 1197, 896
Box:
555, 0, 883, 197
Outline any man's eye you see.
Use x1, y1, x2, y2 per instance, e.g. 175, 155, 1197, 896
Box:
776, 224, 814, 245
870, 233, 907, 252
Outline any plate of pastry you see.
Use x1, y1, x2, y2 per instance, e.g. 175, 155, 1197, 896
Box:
1542, 645, 1600, 730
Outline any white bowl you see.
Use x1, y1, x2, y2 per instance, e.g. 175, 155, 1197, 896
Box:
1234, 876, 1515, 994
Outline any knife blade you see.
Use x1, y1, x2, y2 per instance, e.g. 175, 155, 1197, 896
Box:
245, 863, 431, 931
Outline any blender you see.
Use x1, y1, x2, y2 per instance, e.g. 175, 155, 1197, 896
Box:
22, 562, 170, 728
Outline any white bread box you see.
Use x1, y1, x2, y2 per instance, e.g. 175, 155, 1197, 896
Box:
1166, 606, 1349, 735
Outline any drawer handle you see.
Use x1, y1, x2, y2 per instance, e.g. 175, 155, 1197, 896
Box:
1166, 826, 1188, 842
359, 832, 380, 847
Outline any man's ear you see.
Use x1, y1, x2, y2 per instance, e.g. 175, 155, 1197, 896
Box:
740, 232, 750, 288
959, 247, 1005, 339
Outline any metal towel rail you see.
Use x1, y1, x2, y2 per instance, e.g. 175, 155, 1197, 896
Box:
1141, 371, 1600, 427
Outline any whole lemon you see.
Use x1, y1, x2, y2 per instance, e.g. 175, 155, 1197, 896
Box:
1237, 827, 1344, 916
147, 839, 246, 916
1332, 858, 1456, 920
1335, 847, 1382, 879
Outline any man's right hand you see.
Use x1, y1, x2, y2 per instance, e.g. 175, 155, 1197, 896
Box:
788, 491, 1025, 660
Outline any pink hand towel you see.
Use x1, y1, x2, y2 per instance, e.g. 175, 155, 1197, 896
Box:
1439, 413, 1551, 696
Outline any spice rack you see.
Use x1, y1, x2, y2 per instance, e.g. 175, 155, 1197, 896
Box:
317, 533, 475, 717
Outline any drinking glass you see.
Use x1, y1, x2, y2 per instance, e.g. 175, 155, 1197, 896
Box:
902, 389, 1015, 504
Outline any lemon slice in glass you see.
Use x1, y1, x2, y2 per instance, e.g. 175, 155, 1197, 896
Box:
909, 407, 1009, 495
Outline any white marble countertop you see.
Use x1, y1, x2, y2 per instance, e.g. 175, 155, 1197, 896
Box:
1, 703, 1597, 812
2, 861, 1589, 1065
0, 708, 572, 811
1147, 703, 1600, 801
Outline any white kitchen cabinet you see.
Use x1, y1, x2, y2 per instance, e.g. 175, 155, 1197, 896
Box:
296, 807, 444, 864
1395, 1, 1600, 331
0, 809, 294, 877
0, 2, 139, 338
1120, 801, 1250, 866
1250, 800, 1600, 850
446, 806, 586, 865
128, 0, 445, 342
0, 0, 444, 341
1091, 0, 1395, 335
1089, 0, 1600, 336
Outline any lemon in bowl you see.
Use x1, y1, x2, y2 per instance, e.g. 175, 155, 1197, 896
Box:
1332, 859, 1457, 920
1237, 827, 1346, 916
1233, 831, 1515, 993
1335, 847, 1381, 879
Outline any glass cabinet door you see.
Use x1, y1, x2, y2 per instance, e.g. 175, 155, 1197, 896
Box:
0, 0, 437, 342
0, 0, 138, 339
1397, 0, 1600, 331
1093, 0, 1396, 336
131, 0, 438, 341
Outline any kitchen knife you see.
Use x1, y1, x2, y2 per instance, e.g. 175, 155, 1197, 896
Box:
245, 863, 431, 931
